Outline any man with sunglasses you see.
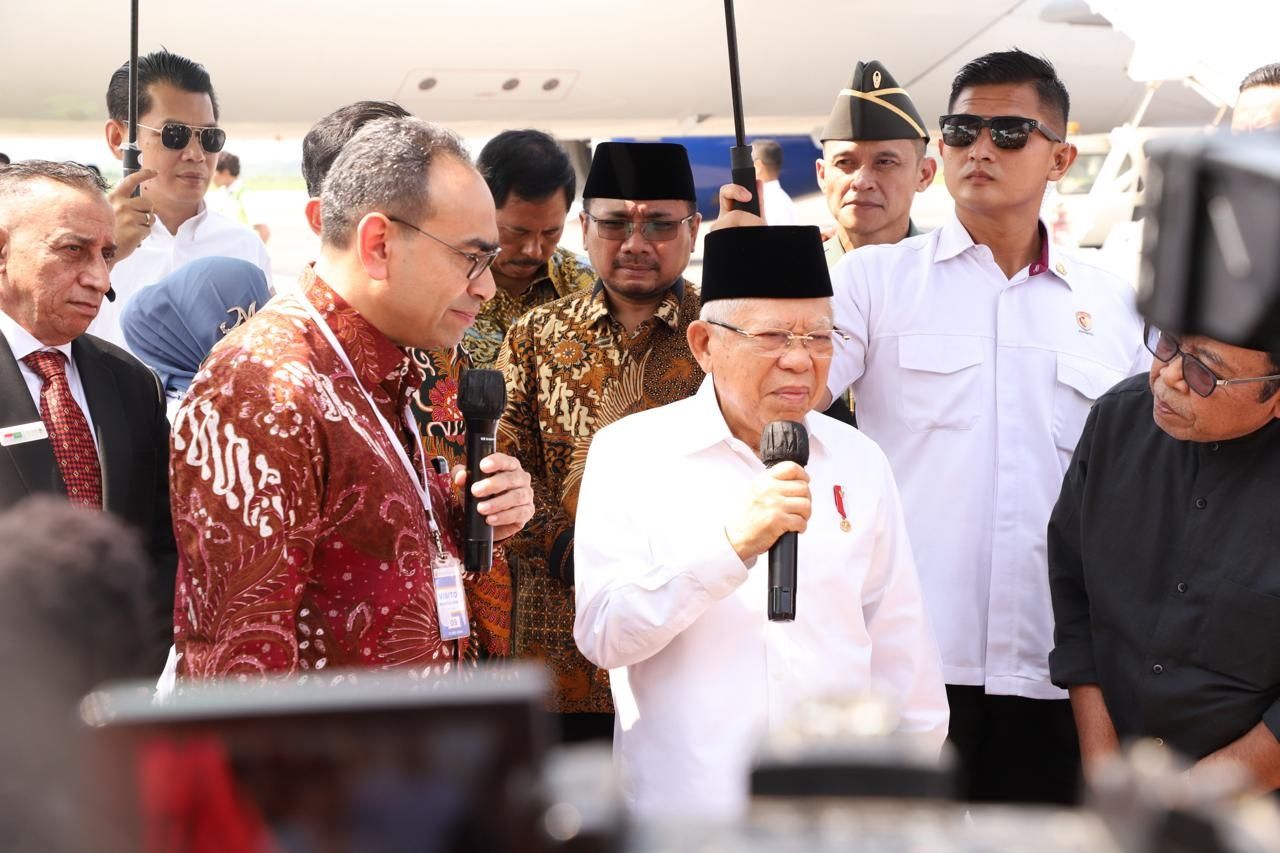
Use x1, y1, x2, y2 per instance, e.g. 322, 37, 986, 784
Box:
95, 50, 270, 353
1049, 327, 1280, 792
495, 141, 705, 743
573, 225, 948, 820
168, 116, 534, 680
817, 49, 1147, 805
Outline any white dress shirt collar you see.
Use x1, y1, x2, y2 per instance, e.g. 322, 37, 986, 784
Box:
149, 200, 209, 242
0, 308, 99, 451
934, 215, 1069, 288
680, 374, 831, 459
0, 309, 74, 363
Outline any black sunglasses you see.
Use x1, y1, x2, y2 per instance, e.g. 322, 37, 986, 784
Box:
938, 114, 1063, 150
1144, 323, 1280, 398
135, 121, 226, 154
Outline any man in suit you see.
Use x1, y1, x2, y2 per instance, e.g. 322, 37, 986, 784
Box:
0, 160, 174, 665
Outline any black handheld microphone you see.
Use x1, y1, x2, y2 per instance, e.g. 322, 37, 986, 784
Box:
458, 369, 506, 574
105, 287, 116, 303
760, 421, 809, 622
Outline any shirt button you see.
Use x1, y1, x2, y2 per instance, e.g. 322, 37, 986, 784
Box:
1210, 443, 1220, 452
1152, 664, 1164, 674
1154, 737, 1165, 746
1194, 497, 1207, 509
1176, 582, 1188, 593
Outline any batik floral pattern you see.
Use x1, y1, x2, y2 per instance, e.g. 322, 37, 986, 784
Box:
171, 269, 506, 679
462, 247, 594, 369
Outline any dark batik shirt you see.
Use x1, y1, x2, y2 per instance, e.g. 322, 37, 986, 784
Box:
463, 247, 595, 369
495, 279, 704, 712
1048, 373, 1280, 760
409, 344, 468, 468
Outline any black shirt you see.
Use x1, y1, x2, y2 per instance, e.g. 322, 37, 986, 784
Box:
1048, 373, 1280, 760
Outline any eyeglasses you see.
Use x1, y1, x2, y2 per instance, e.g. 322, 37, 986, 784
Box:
706, 320, 850, 361
1145, 323, 1280, 398
134, 122, 227, 153
387, 216, 501, 280
938, 114, 1063, 150
584, 212, 695, 242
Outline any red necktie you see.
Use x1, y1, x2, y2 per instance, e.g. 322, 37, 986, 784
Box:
22, 350, 103, 509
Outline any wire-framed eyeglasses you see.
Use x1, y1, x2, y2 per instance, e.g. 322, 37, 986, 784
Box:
706, 320, 850, 360
1145, 323, 1280, 398
584, 212, 695, 242
387, 216, 501, 280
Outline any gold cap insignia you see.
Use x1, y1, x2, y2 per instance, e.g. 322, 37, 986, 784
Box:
872, 70, 882, 88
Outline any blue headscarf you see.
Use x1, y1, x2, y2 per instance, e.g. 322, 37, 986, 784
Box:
121, 256, 272, 397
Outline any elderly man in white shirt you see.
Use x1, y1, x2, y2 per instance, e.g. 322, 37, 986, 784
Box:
574, 225, 948, 822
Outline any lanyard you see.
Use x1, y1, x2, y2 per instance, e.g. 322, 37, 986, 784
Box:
297, 295, 445, 553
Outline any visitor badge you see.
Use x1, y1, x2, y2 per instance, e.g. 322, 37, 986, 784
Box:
433, 554, 471, 641
1, 421, 48, 446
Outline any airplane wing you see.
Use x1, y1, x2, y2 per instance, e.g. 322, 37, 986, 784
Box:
1088, 0, 1280, 108
0, 0, 1235, 138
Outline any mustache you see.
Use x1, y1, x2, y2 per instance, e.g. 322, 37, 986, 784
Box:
613, 254, 659, 270
1150, 378, 1189, 418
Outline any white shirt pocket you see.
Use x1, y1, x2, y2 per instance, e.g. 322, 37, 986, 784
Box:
896, 335, 985, 432
1052, 352, 1126, 458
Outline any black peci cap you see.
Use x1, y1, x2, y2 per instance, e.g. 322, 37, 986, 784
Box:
700, 226, 832, 304
582, 142, 696, 201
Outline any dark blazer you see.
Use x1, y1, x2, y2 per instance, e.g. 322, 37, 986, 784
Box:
0, 331, 176, 663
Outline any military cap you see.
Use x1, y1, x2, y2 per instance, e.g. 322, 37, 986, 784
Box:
820, 60, 929, 142
700, 226, 832, 303
582, 142, 696, 201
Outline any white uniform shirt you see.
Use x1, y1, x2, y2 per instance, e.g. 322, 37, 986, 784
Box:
92, 203, 270, 352
0, 309, 99, 452
761, 179, 799, 225
826, 215, 1147, 700
574, 376, 948, 821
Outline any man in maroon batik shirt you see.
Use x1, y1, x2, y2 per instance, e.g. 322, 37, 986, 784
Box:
170, 117, 533, 679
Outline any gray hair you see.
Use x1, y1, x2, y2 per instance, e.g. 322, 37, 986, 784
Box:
320, 116, 471, 249
0, 160, 107, 204
699, 296, 835, 327
699, 298, 753, 324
